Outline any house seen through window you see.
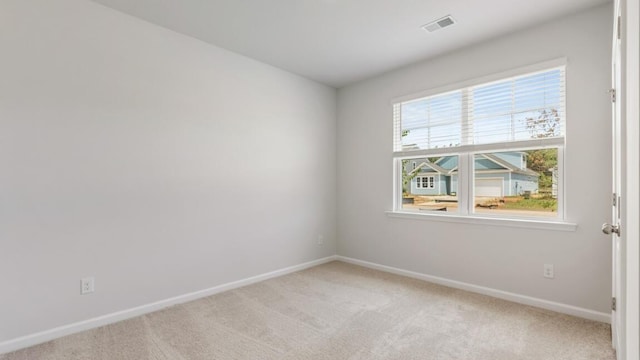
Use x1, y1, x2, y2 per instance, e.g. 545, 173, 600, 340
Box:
394, 65, 565, 219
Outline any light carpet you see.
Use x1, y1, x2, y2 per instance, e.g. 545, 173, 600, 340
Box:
1, 261, 615, 360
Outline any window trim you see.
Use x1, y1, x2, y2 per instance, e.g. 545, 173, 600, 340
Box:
392, 59, 569, 225
390, 58, 567, 105
385, 210, 577, 232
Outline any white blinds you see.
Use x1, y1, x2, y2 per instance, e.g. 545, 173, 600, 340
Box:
394, 67, 565, 154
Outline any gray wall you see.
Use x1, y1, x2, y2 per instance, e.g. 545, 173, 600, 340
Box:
337, 4, 613, 313
0, 0, 337, 342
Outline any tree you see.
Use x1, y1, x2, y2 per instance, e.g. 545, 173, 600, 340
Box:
526, 148, 556, 191
524, 109, 560, 193
401, 160, 417, 195
526, 108, 560, 138
526, 148, 557, 173
401, 130, 417, 195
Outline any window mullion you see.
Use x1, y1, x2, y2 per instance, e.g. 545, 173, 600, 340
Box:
394, 158, 403, 210
459, 88, 473, 216
426, 100, 431, 149
457, 153, 471, 215
557, 146, 565, 219
467, 152, 475, 215
511, 80, 516, 141
462, 88, 473, 146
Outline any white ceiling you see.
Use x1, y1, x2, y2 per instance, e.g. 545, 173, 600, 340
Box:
91, 0, 611, 88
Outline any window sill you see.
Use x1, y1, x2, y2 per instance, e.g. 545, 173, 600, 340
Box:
385, 210, 577, 232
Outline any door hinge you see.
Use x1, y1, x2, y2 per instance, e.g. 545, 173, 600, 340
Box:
613, 193, 617, 206
618, 195, 621, 218
609, 88, 616, 103
612, 297, 617, 311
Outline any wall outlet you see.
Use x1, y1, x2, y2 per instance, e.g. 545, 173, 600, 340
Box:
81, 277, 95, 295
317, 235, 324, 246
543, 264, 554, 279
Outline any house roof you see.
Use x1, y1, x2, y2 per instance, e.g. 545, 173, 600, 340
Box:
412, 162, 449, 175
481, 154, 539, 176
415, 153, 539, 177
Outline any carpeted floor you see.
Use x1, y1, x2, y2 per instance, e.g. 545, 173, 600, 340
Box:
1, 261, 615, 360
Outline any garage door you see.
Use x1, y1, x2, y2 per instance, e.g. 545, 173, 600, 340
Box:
475, 178, 503, 197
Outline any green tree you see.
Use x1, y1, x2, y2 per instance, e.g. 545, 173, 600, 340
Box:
401, 130, 417, 195
526, 148, 557, 173
401, 160, 417, 195
524, 109, 560, 193
525, 148, 557, 191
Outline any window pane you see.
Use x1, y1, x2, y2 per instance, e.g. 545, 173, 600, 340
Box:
471, 69, 564, 144
399, 91, 462, 150
401, 156, 459, 213
473, 81, 512, 116
473, 149, 558, 217
513, 70, 563, 113
473, 115, 512, 144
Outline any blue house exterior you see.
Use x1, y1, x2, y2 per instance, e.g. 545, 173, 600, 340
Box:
406, 152, 539, 197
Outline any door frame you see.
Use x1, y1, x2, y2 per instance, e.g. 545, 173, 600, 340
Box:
611, 1, 623, 351
621, 0, 639, 359
616, 0, 640, 359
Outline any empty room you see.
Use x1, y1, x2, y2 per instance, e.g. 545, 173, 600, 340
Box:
1, 0, 638, 359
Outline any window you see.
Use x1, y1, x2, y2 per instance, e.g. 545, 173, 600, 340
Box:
416, 176, 435, 189
394, 64, 565, 219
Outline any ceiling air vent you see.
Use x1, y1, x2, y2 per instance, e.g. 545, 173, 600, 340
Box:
422, 15, 456, 33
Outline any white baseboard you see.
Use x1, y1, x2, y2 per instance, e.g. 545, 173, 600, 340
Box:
336, 256, 610, 324
1, 254, 610, 355
0, 255, 338, 355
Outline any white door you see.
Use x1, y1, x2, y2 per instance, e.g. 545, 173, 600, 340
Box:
475, 178, 503, 197
604, 0, 623, 354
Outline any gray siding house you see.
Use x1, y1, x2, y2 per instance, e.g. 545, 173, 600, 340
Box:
406, 152, 539, 197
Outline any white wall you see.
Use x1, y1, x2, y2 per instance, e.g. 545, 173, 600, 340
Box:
0, 0, 336, 343
337, 4, 613, 313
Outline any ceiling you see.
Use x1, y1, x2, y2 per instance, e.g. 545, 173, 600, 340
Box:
91, 0, 611, 88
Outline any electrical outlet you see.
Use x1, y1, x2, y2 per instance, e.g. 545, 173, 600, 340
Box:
81, 277, 95, 295
543, 264, 554, 279
317, 235, 324, 246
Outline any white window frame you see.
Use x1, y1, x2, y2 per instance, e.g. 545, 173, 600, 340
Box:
389, 59, 576, 230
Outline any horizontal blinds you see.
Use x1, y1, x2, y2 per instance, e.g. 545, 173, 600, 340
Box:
394, 67, 565, 153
